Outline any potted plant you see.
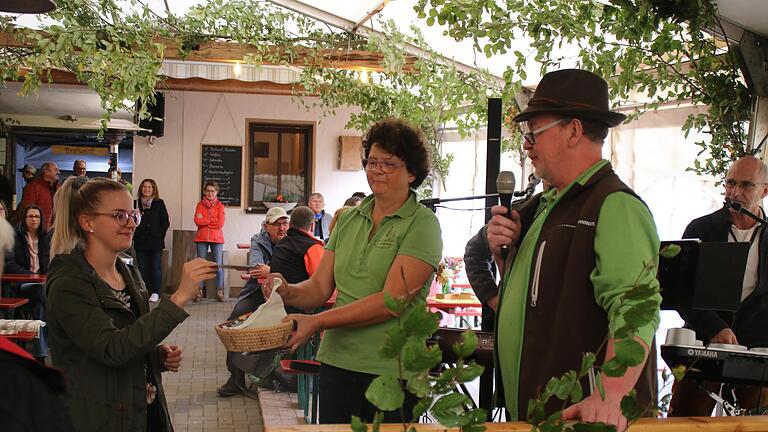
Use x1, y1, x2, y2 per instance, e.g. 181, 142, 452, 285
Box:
262, 193, 298, 211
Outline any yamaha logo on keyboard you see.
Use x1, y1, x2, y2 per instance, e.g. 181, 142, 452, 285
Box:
687, 348, 718, 358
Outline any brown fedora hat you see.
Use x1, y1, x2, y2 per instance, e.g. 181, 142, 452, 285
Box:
513, 69, 626, 127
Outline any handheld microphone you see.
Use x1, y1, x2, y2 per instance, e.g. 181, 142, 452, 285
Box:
496, 171, 515, 261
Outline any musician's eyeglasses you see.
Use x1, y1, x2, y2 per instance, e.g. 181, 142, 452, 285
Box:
523, 118, 568, 146
89, 210, 142, 226
724, 178, 767, 192
361, 158, 406, 173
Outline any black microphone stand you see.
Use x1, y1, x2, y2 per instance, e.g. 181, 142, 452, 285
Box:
726, 200, 768, 226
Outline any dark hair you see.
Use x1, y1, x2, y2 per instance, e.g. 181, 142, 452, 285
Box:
575, 117, 609, 142
51, 177, 128, 256
203, 181, 219, 192
19, 205, 45, 238
289, 206, 315, 231
351, 192, 366, 199
343, 196, 363, 207
362, 118, 430, 189
139, 178, 160, 199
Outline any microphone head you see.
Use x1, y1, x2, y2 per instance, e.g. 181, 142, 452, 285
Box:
724, 197, 742, 211
496, 171, 516, 194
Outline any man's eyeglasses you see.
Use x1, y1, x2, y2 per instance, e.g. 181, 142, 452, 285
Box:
523, 118, 568, 146
89, 210, 142, 226
362, 158, 405, 173
724, 178, 767, 192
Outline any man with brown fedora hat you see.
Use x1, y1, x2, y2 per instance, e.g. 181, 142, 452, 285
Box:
486, 69, 661, 430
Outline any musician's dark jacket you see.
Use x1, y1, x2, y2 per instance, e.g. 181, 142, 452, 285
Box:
496, 164, 658, 417
679, 206, 768, 347
464, 226, 497, 305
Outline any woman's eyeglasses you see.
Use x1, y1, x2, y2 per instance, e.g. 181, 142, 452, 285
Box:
89, 210, 142, 226
361, 158, 405, 173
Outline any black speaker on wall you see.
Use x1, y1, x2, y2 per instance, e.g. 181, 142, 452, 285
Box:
137, 92, 165, 137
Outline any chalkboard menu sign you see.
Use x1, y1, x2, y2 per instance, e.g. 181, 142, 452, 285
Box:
201, 145, 242, 207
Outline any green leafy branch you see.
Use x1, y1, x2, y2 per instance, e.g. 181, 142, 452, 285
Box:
413, 0, 751, 179
526, 244, 681, 432
353, 269, 487, 432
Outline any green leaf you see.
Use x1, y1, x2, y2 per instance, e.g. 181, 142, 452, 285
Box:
351, 415, 367, 432
580, 353, 596, 376
452, 329, 478, 358
671, 365, 687, 381
527, 398, 547, 424
455, 362, 485, 382
660, 244, 681, 258
623, 283, 659, 301
407, 373, 432, 398
623, 300, 659, 329
620, 389, 644, 422
365, 375, 404, 411
383, 292, 408, 315
595, 373, 606, 400
401, 306, 440, 338
570, 381, 584, 403
402, 337, 443, 372
379, 327, 407, 358
602, 357, 628, 378
614, 338, 646, 367
371, 411, 384, 432
412, 398, 432, 420
431, 393, 470, 427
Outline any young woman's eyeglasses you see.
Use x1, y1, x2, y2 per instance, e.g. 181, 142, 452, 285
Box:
523, 118, 568, 145
361, 158, 405, 173
89, 210, 142, 226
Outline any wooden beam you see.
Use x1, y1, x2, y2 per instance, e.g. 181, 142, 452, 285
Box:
15, 68, 311, 96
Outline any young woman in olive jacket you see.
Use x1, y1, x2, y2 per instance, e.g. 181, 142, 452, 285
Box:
134, 179, 170, 303
46, 177, 217, 432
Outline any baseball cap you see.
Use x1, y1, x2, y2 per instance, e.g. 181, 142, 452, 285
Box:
265, 207, 289, 224
18, 164, 36, 175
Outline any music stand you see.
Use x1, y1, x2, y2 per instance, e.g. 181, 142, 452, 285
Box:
658, 239, 749, 312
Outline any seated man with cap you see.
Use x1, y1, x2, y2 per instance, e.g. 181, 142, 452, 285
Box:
218, 206, 289, 397
486, 69, 661, 430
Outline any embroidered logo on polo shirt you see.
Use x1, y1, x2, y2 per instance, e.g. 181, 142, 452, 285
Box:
375, 227, 397, 249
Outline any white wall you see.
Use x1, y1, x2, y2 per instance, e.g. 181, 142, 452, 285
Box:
132, 91, 366, 276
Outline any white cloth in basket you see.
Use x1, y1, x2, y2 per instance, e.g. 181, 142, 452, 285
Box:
0, 319, 45, 337
230, 279, 287, 329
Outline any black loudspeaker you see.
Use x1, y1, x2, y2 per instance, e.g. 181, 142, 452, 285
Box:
137, 92, 165, 137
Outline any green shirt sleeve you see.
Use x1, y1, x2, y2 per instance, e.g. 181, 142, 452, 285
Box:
591, 192, 661, 346
397, 209, 443, 270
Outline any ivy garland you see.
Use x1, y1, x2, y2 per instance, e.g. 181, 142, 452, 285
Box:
413, 0, 753, 179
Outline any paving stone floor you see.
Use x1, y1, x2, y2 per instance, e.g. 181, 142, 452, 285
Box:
160, 299, 268, 432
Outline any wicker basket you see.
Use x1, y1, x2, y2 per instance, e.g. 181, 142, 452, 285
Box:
214, 320, 293, 352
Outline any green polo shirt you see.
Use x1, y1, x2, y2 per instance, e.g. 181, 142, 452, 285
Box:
497, 159, 661, 419
316, 192, 442, 376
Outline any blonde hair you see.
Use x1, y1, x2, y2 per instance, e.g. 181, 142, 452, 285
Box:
51, 177, 128, 257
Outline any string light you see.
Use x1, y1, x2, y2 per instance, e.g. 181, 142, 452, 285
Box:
233, 61, 242, 78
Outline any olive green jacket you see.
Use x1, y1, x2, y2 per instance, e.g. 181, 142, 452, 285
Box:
46, 248, 189, 432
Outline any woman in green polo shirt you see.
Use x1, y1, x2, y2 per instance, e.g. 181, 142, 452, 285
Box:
264, 118, 443, 424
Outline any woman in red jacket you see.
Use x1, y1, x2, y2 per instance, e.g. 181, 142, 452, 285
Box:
194, 181, 226, 301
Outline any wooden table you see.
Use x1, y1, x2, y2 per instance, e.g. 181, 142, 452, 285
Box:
0, 298, 30, 309
1, 274, 46, 283
266, 416, 768, 432
427, 295, 482, 311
